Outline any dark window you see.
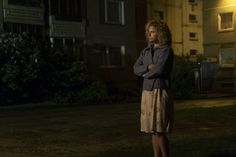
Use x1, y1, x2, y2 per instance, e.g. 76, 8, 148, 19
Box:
51, 0, 82, 21
189, 14, 197, 23
188, 0, 196, 3
53, 38, 64, 49
8, 0, 41, 7
189, 32, 196, 38
221, 83, 234, 87
107, 47, 121, 65
190, 49, 197, 55
100, 0, 125, 25
102, 45, 125, 66
189, 32, 198, 40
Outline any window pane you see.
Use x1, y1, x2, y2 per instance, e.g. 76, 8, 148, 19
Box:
189, 32, 196, 38
221, 13, 233, 29
60, 1, 67, 16
189, 14, 197, 23
65, 39, 74, 53
189, 32, 198, 40
189, 0, 195, 3
219, 48, 235, 67
52, 0, 82, 21
51, 0, 59, 15
107, 1, 120, 23
104, 0, 124, 25
190, 49, 197, 55
108, 46, 122, 66
54, 38, 63, 49
8, 0, 41, 7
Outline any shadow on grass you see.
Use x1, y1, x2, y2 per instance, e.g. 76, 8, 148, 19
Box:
89, 134, 236, 157
88, 144, 153, 157
208, 152, 236, 157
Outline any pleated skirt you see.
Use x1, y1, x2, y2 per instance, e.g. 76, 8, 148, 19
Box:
140, 88, 174, 133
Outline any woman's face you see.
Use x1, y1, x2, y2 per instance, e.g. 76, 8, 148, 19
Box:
147, 26, 158, 44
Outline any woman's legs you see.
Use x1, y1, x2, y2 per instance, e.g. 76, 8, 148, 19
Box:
152, 132, 170, 157
152, 134, 161, 157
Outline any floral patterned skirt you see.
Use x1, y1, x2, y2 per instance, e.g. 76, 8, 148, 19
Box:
140, 88, 174, 133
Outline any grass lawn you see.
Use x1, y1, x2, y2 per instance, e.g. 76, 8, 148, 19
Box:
0, 97, 235, 157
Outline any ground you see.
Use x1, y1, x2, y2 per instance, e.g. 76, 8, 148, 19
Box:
0, 97, 235, 157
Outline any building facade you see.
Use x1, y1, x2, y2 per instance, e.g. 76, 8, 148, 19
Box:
147, 0, 203, 56
85, 0, 138, 90
0, 0, 147, 91
2, 0, 234, 93
203, 0, 236, 92
1, 0, 45, 35
147, 0, 236, 93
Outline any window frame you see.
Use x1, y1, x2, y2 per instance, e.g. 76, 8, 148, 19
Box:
218, 12, 234, 32
219, 47, 235, 68
103, 0, 125, 25
51, 0, 82, 22
100, 45, 125, 68
8, 0, 42, 7
188, 0, 195, 3
190, 49, 198, 55
189, 32, 198, 41
189, 14, 197, 23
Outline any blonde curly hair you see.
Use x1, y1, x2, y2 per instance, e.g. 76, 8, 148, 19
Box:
145, 20, 172, 46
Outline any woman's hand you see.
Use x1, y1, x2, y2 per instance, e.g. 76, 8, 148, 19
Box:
148, 64, 155, 70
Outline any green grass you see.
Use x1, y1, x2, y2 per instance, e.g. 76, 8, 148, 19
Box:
0, 98, 235, 157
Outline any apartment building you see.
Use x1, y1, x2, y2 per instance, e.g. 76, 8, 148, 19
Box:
148, 0, 235, 92
0, 0, 147, 91
147, 0, 203, 56
203, 0, 236, 92
85, 0, 138, 90
1, 0, 45, 35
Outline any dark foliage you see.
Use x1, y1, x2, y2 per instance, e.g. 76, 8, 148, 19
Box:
0, 32, 108, 105
171, 55, 195, 99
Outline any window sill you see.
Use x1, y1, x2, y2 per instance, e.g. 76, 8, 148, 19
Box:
189, 38, 199, 41
218, 28, 234, 33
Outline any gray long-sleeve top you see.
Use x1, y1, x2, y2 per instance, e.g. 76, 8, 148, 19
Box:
133, 44, 174, 91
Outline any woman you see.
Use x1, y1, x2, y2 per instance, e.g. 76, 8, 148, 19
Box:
133, 20, 174, 157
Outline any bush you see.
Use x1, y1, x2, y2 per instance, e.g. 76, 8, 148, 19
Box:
78, 81, 109, 104
0, 32, 109, 105
0, 32, 49, 103
171, 55, 195, 99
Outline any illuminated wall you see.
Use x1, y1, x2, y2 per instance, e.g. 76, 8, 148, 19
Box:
203, 0, 236, 92
147, 0, 203, 57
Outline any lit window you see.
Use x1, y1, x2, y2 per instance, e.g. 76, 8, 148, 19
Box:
189, 32, 198, 40
189, 14, 197, 23
218, 12, 234, 32
101, 0, 125, 25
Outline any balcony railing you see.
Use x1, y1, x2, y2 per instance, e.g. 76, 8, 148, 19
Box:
3, 3, 44, 25
49, 15, 86, 38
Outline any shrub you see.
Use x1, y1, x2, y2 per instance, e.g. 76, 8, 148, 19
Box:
78, 81, 109, 104
43, 45, 109, 104
171, 55, 195, 99
0, 32, 109, 105
0, 32, 49, 103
